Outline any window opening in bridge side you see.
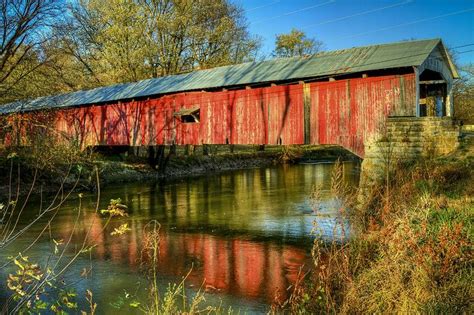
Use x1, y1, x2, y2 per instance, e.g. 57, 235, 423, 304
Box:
174, 107, 200, 123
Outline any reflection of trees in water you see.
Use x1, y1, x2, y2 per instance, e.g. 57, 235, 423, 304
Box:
53, 163, 358, 303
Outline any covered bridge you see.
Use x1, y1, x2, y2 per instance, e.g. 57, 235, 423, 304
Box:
0, 38, 459, 157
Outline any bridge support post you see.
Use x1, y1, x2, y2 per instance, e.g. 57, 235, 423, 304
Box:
203, 144, 209, 156
170, 143, 176, 155
185, 144, 194, 156
147, 145, 168, 170
148, 146, 157, 169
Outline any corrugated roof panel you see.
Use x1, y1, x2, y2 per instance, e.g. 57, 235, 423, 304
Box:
0, 38, 442, 114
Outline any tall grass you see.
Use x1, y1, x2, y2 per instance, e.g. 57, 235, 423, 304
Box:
274, 155, 473, 314
341, 156, 473, 314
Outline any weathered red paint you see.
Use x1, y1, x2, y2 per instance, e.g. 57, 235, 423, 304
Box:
1, 73, 416, 157
309, 74, 416, 156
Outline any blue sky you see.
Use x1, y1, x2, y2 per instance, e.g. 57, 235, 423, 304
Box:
237, 0, 474, 65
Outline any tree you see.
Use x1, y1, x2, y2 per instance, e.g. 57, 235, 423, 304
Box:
453, 64, 474, 124
66, 0, 149, 84
144, 0, 260, 75
273, 28, 323, 58
0, 0, 63, 102
0, 0, 260, 104
65, 0, 261, 84
445, 47, 473, 124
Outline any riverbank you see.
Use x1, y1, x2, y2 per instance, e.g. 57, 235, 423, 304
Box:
0, 144, 359, 197
280, 139, 473, 314
99, 145, 359, 184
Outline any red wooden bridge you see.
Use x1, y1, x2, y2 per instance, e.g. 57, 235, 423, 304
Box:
0, 39, 458, 158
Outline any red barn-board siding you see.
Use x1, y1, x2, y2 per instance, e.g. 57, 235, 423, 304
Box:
2, 74, 416, 158
308, 74, 415, 156
267, 85, 304, 145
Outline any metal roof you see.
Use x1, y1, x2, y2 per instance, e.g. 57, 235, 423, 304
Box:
0, 38, 449, 114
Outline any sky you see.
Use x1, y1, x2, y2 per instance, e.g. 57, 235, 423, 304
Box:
237, 0, 474, 65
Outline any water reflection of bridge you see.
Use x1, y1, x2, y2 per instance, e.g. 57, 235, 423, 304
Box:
72, 212, 309, 302
56, 164, 359, 303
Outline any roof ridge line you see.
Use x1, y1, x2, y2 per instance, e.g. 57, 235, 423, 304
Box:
0, 38, 445, 114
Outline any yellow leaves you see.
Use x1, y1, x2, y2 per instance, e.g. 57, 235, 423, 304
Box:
6, 254, 93, 312
7, 152, 18, 159
86, 0, 148, 83
274, 28, 322, 58
100, 198, 128, 217
11, 253, 34, 272
7, 253, 44, 299
7, 274, 23, 294
111, 223, 131, 236
13, 258, 25, 271
100, 207, 127, 217
53, 239, 63, 246
100, 198, 131, 238
53, 238, 64, 255
71, 0, 259, 84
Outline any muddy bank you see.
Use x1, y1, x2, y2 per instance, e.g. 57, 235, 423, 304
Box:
0, 145, 360, 197
98, 152, 278, 185
99, 145, 360, 185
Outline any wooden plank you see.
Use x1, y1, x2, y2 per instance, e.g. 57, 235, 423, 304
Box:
414, 67, 420, 117
303, 83, 311, 144
419, 80, 446, 84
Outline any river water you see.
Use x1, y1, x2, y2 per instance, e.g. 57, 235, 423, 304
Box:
1, 161, 359, 313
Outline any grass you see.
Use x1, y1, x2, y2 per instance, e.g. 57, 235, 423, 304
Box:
273, 151, 473, 314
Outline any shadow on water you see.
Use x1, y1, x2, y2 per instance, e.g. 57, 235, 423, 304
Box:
0, 161, 360, 313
